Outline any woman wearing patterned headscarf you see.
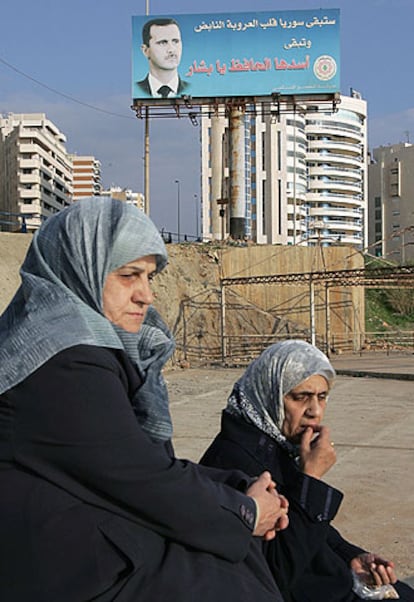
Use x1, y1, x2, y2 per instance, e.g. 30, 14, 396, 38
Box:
0, 198, 288, 602
201, 340, 414, 602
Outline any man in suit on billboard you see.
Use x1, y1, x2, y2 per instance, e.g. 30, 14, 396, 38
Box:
137, 17, 189, 98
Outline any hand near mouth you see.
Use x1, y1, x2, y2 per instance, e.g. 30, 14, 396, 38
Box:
298, 424, 337, 479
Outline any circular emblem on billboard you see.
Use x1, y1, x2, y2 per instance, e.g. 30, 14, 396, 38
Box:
313, 55, 337, 81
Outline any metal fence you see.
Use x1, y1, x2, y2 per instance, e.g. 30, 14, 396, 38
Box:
0, 211, 27, 232
175, 329, 414, 367
331, 330, 414, 355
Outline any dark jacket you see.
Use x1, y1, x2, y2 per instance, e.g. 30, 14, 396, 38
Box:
200, 411, 365, 602
0, 346, 282, 602
136, 74, 190, 97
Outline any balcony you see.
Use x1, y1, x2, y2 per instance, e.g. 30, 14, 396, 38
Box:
20, 188, 40, 200
306, 192, 362, 205
20, 173, 40, 185
308, 166, 361, 181
308, 180, 362, 195
307, 233, 362, 247
19, 157, 41, 170
308, 140, 362, 157
20, 202, 41, 213
323, 220, 362, 233
307, 151, 362, 168
306, 124, 363, 144
309, 207, 362, 219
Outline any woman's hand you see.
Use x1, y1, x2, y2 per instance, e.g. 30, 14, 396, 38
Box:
299, 425, 336, 478
247, 471, 289, 541
350, 552, 397, 586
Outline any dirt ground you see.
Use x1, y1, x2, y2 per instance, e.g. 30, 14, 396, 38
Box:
166, 365, 414, 585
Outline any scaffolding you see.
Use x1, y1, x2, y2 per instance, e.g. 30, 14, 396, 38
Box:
216, 265, 414, 363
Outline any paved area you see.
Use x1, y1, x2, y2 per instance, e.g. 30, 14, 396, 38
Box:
166, 354, 414, 586
332, 350, 414, 380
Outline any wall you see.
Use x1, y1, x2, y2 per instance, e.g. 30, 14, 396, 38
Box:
0, 235, 365, 362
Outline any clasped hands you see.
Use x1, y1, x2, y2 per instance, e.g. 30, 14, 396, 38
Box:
247, 471, 289, 541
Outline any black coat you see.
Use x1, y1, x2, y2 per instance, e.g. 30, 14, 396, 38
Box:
0, 346, 282, 602
200, 412, 414, 602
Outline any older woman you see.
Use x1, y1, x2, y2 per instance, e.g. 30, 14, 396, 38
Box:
200, 340, 414, 602
0, 198, 288, 601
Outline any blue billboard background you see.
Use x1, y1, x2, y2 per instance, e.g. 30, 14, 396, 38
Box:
132, 9, 340, 101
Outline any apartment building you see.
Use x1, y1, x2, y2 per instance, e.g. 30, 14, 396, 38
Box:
0, 113, 72, 231
70, 154, 102, 200
200, 93, 367, 248
368, 143, 414, 263
101, 186, 145, 211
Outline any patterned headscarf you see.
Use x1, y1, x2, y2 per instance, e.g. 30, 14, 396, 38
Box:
226, 340, 336, 456
0, 197, 175, 441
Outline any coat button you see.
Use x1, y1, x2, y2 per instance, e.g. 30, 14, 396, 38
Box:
240, 504, 254, 527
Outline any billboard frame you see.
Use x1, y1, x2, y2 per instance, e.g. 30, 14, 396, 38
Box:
131, 92, 341, 121
132, 9, 340, 106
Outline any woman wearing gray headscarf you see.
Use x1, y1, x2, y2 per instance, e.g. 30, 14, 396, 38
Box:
201, 340, 414, 602
0, 198, 288, 602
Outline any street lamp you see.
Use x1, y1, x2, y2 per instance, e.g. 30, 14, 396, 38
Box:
175, 179, 181, 242
194, 193, 199, 240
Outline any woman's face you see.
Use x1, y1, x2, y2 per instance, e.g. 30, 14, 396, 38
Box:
102, 255, 157, 333
281, 374, 329, 443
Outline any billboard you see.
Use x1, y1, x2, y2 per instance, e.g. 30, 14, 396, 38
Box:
131, 9, 340, 101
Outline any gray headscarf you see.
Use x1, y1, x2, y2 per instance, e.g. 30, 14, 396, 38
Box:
0, 197, 175, 441
226, 340, 336, 457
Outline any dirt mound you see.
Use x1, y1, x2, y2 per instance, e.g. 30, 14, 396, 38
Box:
0, 233, 32, 312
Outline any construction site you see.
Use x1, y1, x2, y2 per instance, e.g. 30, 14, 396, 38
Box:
2, 232, 414, 368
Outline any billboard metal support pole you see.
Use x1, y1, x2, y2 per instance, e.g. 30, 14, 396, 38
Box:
325, 283, 331, 357
229, 105, 247, 240
175, 179, 181, 242
310, 275, 316, 346
143, 0, 150, 216
144, 109, 150, 215
293, 105, 297, 245
182, 301, 187, 361
220, 281, 227, 364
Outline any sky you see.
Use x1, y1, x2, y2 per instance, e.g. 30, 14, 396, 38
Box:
1, 0, 414, 237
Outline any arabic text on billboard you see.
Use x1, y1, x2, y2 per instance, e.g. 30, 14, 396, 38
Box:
131, 9, 340, 101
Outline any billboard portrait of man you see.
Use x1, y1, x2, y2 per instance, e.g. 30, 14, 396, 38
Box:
132, 10, 340, 101
137, 17, 190, 98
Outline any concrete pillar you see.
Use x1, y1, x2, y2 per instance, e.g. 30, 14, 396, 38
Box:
210, 112, 222, 240
229, 106, 246, 239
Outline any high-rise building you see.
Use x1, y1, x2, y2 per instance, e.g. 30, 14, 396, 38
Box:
70, 154, 102, 200
368, 143, 414, 263
0, 113, 72, 231
101, 186, 145, 212
200, 93, 367, 248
